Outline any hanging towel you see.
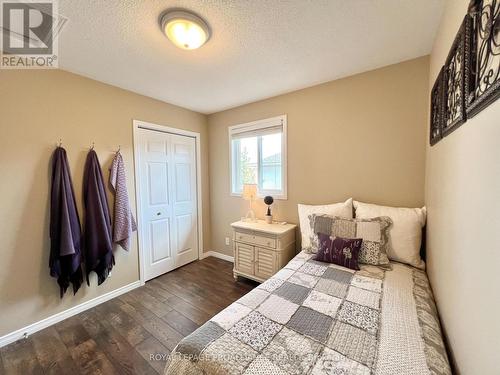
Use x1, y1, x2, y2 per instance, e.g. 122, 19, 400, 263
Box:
49, 147, 84, 298
82, 149, 114, 285
109, 152, 137, 251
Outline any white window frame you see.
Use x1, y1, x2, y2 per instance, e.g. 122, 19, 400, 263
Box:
228, 115, 287, 200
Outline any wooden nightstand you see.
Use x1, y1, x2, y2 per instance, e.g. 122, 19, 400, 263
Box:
231, 220, 297, 283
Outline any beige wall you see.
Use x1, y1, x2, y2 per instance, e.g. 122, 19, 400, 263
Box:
208, 56, 429, 256
425, 1, 500, 374
0, 69, 209, 337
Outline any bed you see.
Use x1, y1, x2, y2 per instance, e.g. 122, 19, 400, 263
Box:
164, 251, 451, 375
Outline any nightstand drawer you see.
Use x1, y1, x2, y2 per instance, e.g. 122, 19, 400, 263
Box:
235, 230, 276, 249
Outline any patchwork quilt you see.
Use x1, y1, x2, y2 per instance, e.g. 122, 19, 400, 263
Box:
164, 252, 451, 375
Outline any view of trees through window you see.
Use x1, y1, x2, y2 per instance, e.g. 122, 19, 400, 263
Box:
233, 132, 282, 194
239, 137, 257, 185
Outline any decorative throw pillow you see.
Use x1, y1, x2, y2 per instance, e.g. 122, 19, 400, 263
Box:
298, 198, 353, 252
309, 214, 392, 267
353, 200, 426, 269
314, 233, 362, 270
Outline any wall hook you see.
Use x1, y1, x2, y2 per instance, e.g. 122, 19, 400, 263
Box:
57, 138, 62, 147
90, 142, 95, 150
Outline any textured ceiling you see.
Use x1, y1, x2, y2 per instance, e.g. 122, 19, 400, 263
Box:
58, 0, 444, 114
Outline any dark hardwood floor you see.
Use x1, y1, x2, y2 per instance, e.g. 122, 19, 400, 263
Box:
0, 257, 257, 375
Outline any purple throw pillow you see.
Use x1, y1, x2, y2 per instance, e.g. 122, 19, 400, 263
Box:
314, 233, 363, 270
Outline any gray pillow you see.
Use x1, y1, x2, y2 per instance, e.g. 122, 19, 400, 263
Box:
308, 214, 393, 267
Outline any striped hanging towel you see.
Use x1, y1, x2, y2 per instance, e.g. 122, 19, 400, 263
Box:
109, 151, 137, 251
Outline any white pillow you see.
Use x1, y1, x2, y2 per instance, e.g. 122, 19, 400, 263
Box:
353, 200, 426, 269
298, 198, 353, 250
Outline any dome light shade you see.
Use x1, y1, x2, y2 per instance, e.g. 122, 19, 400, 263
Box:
160, 9, 211, 50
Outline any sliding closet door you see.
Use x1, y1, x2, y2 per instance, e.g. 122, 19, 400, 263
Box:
137, 128, 199, 281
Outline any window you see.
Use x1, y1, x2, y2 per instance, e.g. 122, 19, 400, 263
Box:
229, 115, 287, 199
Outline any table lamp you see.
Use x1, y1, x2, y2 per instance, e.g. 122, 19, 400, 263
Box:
242, 184, 257, 222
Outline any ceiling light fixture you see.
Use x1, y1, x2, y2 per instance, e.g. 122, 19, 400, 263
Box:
159, 9, 211, 50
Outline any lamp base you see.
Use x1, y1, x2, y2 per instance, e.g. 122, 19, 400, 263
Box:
243, 209, 257, 222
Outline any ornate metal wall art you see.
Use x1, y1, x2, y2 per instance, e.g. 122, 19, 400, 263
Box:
443, 16, 471, 136
430, 67, 445, 146
466, 0, 500, 118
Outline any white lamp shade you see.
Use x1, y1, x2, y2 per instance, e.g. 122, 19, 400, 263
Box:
242, 184, 257, 200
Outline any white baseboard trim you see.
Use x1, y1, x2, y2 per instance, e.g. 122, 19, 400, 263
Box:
0, 280, 141, 348
201, 251, 234, 263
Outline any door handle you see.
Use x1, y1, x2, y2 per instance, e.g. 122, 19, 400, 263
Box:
156, 212, 161, 216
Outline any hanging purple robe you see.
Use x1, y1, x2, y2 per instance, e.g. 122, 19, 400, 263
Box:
50, 147, 83, 297
82, 150, 114, 285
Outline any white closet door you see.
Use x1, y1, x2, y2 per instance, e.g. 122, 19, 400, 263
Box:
137, 128, 198, 281
170, 133, 198, 267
